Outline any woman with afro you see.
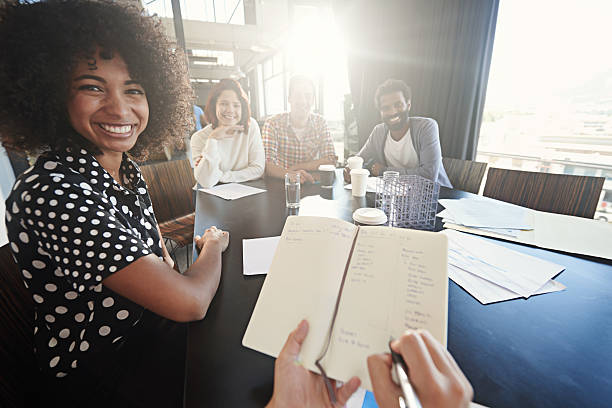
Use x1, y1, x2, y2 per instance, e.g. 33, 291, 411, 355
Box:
0, 1, 229, 405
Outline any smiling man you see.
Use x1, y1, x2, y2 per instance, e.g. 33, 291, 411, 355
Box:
262, 75, 337, 183
347, 79, 451, 187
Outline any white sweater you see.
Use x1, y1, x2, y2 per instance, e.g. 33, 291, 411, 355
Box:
190, 117, 265, 188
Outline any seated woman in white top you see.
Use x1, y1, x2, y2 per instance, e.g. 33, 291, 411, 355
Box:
191, 79, 265, 188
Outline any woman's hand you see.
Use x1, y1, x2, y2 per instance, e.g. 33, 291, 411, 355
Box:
367, 330, 473, 408
267, 320, 360, 408
195, 226, 229, 253
209, 125, 244, 140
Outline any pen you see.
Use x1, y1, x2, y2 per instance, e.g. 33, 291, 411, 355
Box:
389, 339, 420, 408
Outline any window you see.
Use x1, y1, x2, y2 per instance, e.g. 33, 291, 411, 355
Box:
144, 0, 245, 25
478, 0, 612, 220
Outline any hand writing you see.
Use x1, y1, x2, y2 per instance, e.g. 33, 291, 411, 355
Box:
367, 329, 473, 408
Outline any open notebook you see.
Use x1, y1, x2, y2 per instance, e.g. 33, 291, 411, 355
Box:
242, 216, 448, 391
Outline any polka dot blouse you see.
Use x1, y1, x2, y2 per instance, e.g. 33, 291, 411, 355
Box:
5, 146, 164, 378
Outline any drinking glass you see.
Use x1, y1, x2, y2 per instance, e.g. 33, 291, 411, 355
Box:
285, 173, 300, 208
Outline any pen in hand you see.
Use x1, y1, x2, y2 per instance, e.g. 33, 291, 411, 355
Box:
389, 338, 420, 408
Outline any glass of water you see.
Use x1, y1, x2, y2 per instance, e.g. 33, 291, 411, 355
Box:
285, 172, 300, 208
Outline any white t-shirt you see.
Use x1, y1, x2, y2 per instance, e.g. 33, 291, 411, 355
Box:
190, 117, 265, 188
383, 129, 419, 169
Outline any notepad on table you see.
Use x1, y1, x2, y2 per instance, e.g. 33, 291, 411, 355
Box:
242, 236, 281, 276
198, 183, 266, 200
243, 216, 448, 391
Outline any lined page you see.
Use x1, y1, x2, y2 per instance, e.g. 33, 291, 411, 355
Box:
322, 226, 448, 391
242, 216, 358, 369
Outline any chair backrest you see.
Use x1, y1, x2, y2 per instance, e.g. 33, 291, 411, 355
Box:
483, 167, 605, 218
140, 159, 196, 224
442, 157, 488, 194
0, 244, 38, 407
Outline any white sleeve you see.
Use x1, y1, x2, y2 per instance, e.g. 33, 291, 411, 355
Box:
219, 119, 265, 183
192, 126, 224, 188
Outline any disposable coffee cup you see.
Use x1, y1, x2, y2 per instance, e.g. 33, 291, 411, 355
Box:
347, 156, 363, 170
352, 208, 388, 226
350, 168, 370, 197
318, 164, 335, 188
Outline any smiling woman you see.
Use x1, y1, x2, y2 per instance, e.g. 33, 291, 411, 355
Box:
67, 50, 150, 182
0, 1, 231, 407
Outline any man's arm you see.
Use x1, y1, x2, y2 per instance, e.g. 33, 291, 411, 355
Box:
265, 162, 314, 183
288, 156, 336, 172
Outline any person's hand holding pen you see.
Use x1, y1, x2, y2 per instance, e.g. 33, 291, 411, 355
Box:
367, 329, 473, 408
266, 320, 361, 408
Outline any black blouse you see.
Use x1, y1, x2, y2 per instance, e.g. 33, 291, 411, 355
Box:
5, 146, 164, 378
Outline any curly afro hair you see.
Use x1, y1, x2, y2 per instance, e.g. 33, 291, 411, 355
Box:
0, 0, 194, 160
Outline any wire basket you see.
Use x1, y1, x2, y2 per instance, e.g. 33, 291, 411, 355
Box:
375, 175, 440, 230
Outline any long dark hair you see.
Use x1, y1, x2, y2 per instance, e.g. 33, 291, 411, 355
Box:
204, 79, 251, 133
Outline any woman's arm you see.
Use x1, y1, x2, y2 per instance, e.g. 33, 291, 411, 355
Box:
218, 119, 265, 183
103, 226, 229, 322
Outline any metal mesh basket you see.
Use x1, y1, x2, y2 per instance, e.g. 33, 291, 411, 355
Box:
375, 175, 440, 230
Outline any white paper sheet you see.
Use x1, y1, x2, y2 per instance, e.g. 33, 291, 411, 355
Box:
437, 209, 520, 238
442, 229, 565, 298
448, 265, 565, 304
439, 197, 534, 230
444, 208, 612, 261
344, 177, 379, 193
242, 236, 280, 275
199, 183, 266, 200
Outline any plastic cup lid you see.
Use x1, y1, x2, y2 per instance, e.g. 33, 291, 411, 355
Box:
352, 208, 388, 225
318, 164, 335, 171
350, 168, 370, 176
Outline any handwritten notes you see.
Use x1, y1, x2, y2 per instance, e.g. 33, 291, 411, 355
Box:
243, 218, 448, 392
322, 226, 448, 391
242, 216, 358, 370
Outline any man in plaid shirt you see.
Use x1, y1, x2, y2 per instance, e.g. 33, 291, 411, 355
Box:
262, 75, 337, 183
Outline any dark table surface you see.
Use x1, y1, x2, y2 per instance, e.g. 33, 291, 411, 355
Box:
184, 171, 612, 408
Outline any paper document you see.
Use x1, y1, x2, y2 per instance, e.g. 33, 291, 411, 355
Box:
448, 265, 565, 304
442, 229, 565, 298
344, 177, 379, 193
242, 236, 280, 275
439, 196, 533, 230
437, 209, 520, 238
444, 208, 612, 260
199, 183, 266, 200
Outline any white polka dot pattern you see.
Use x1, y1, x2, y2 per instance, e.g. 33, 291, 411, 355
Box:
5, 147, 162, 378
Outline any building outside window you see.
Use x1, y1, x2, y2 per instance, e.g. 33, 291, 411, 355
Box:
477, 0, 612, 221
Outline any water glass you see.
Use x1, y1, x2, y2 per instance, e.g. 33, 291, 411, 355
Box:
285, 173, 300, 208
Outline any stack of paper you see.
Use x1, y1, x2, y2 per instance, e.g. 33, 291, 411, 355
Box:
198, 183, 266, 200
438, 196, 534, 238
442, 229, 566, 304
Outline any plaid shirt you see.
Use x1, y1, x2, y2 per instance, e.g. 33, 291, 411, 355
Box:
262, 112, 336, 169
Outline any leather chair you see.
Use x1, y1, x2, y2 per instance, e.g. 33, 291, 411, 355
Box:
483, 167, 605, 219
442, 157, 488, 194
140, 159, 196, 270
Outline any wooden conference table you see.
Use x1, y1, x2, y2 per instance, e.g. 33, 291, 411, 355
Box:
184, 171, 612, 408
